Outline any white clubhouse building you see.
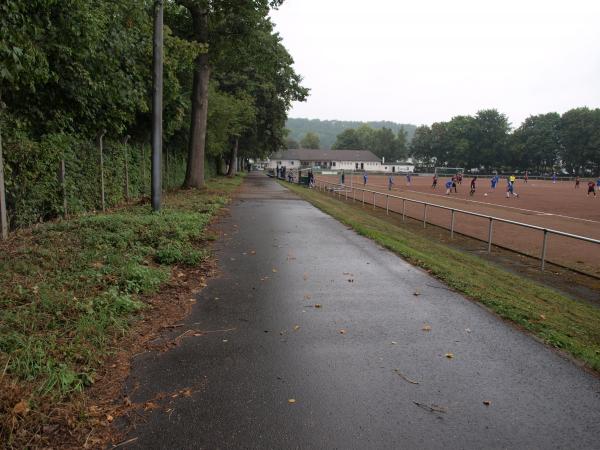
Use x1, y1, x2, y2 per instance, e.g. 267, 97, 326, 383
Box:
267, 149, 414, 173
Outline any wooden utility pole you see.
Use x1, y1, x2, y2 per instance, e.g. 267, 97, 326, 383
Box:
0, 94, 8, 240
151, 0, 164, 211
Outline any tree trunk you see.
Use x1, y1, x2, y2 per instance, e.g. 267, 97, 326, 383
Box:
227, 138, 238, 177
182, 5, 209, 189
123, 135, 130, 201
98, 130, 107, 212
59, 159, 67, 217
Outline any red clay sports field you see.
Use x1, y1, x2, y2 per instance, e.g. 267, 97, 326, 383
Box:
316, 173, 600, 276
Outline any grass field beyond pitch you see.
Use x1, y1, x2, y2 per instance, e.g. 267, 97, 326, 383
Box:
283, 181, 600, 372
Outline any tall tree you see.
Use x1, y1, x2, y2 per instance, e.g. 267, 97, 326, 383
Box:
511, 113, 561, 173
300, 132, 320, 149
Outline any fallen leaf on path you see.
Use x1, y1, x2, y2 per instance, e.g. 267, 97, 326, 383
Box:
338, 329, 346, 334
539, 314, 546, 320
465, 328, 471, 333
483, 400, 491, 406
181, 389, 193, 398
303, 273, 309, 281
314, 304, 322, 308
250, 250, 256, 255
413, 289, 420, 296
106, 414, 114, 422
394, 369, 419, 384
293, 325, 300, 331
421, 325, 431, 332
123, 396, 132, 407
288, 398, 296, 404
445, 353, 454, 359
304, 294, 312, 300
13, 400, 29, 415
391, 341, 398, 345
144, 402, 159, 411
272, 268, 278, 273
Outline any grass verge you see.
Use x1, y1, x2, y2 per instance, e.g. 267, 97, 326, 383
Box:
283, 182, 600, 371
0, 175, 244, 447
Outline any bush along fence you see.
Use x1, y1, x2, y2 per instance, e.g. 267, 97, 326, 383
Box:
0, 131, 188, 232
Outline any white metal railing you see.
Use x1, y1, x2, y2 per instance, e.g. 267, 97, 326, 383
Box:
316, 179, 600, 274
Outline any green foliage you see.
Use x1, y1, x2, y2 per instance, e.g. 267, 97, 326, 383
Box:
332, 124, 408, 162
0, 177, 242, 400
300, 132, 320, 149
287, 118, 417, 150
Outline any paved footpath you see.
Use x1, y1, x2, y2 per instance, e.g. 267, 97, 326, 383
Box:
123, 173, 600, 449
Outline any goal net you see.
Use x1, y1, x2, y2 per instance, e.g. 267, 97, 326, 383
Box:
434, 167, 464, 176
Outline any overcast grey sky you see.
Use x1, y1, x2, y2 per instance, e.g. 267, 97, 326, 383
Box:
270, 0, 600, 127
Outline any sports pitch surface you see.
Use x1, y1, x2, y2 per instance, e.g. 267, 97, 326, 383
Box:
318, 174, 600, 276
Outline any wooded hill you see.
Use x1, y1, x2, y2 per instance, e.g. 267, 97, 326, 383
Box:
286, 118, 417, 150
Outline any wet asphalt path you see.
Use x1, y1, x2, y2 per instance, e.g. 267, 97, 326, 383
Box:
123, 173, 600, 449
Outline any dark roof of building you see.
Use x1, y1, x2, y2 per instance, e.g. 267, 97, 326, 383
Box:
270, 149, 381, 162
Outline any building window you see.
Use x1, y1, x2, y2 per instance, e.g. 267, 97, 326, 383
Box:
291, 161, 294, 165
333, 161, 336, 167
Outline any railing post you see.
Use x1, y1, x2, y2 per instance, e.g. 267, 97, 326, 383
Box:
386, 195, 389, 215
353, 187, 355, 202
450, 210, 455, 238
541, 230, 548, 271
373, 191, 376, 210
362, 190, 365, 205
345, 186, 348, 200
423, 204, 427, 228
487, 218, 494, 253
402, 199, 406, 222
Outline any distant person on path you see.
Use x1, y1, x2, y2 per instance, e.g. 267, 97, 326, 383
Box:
470, 177, 477, 196
552, 172, 557, 184
445, 179, 453, 195
406, 173, 411, 186
575, 176, 580, 189
388, 175, 394, 191
587, 181, 596, 196
432, 174, 438, 189
308, 170, 315, 188
363, 172, 368, 186
341, 170, 345, 185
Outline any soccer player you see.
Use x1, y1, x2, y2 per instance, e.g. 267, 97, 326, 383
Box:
451, 175, 458, 193
491, 175, 498, 190
552, 172, 557, 184
524, 170, 529, 183
388, 175, 394, 191
341, 170, 345, 185
432, 174, 438, 189
445, 179, 453, 195
588, 181, 596, 196
363, 172, 368, 186
575, 176, 580, 189
506, 181, 519, 198
406, 173, 411, 186
470, 176, 477, 196
509, 174, 516, 186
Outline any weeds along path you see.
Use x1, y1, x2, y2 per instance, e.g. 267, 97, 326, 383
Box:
0, 175, 244, 448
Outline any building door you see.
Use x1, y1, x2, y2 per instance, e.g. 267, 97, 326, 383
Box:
392, 166, 395, 173
361, 163, 364, 170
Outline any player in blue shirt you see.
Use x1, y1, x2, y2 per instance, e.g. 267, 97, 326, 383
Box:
363, 172, 368, 186
445, 180, 453, 195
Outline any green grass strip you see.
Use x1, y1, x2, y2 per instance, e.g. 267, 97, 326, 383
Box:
0, 175, 244, 399
284, 182, 600, 371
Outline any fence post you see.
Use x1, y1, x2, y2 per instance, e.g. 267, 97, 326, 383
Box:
541, 230, 548, 271
97, 129, 107, 212
386, 195, 389, 215
123, 135, 130, 201
487, 218, 494, 253
402, 199, 406, 222
362, 190, 365, 205
450, 209, 455, 238
423, 204, 427, 228
59, 158, 67, 217
373, 191, 376, 210
0, 120, 7, 240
